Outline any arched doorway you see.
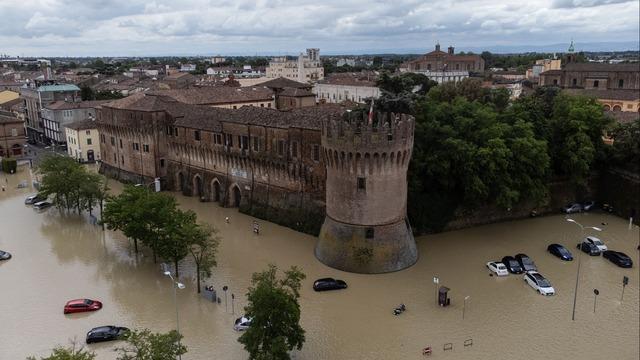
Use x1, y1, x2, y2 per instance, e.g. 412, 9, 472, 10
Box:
177, 172, 185, 192
229, 185, 241, 208
87, 150, 95, 162
11, 144, 21, 156
603, 104, 611, 111
193, 174, 203, 197
211, 180, 221, 202
612, 105, 622, 112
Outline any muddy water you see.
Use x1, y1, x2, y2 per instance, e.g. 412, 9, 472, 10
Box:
1, 164, 638, 360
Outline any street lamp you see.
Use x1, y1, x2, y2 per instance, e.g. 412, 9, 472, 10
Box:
566, 218, 602, 321
164, 271, 185, 359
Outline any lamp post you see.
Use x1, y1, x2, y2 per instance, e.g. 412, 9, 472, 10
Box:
463, 295, 470, 320
164, 271, 185, 359
566, 218, 602, 321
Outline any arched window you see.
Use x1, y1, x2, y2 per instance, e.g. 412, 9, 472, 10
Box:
572, 78, 577, 86
603, 104, 611, 111
612, 105, 622, 112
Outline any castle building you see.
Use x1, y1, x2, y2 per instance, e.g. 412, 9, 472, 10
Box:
266, 49, 324, 83
96, 93, 417, 273
315, 112, 417, 273
401, 44, 484, 83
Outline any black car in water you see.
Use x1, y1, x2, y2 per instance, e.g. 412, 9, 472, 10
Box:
86, 326, 129, 344
515, 253, 537, 272
577, 242, 601, 256
603, 251, 633, 268
0, 250, 11, 260
547, 244, 573, 261
313, 278, 347, 291
501, 256, 523, 274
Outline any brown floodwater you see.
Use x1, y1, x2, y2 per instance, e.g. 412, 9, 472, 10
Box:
1, 164, 638, 360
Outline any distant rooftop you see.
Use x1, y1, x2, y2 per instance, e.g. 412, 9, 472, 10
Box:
37, 84, 80, 92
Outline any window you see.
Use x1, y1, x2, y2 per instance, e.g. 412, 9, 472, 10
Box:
121, 156, 124, 165
85, 130, 90, 135
160, 159, 165, 168
174, 127, 178, 136
312, 144, 320, 162
166, 126, 170, 135
11, 128, 17, 137
268, 103, 272, 108
214, 133, 222, 145
357, 177, 366, 191
113, 153, 116, 162
252, 136, 260, 152
111, 137, 115, 145
240, 135, 249, 150
277, 140, 285, 156
225, 134, 233, 147
133, 142, 139, 151
572, 78, 577, 86
618, 79, 624, 88
593, 80, 599, 88
553, 79, 558, 85
365, 227, 374, 239
119, 139, 123, 148
291, 141, 298, 158
143, 144, 149, 152
194, 130, 201, 141
101, 134, 105, 143
87, 138, 92, 145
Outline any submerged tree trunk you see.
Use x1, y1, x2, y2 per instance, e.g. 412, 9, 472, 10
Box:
133, 238, 139, 253
196, 263, 201, 293
174, 259, 180, 278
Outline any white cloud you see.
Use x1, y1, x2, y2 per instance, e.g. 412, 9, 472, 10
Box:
0, 0, 637, 56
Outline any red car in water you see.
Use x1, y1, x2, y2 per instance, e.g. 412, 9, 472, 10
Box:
64, 299, 102, 314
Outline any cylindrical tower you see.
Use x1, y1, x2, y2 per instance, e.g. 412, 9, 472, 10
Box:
315, 111, 418, 273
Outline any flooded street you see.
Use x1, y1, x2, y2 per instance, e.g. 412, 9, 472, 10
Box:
1, 164, 638, 360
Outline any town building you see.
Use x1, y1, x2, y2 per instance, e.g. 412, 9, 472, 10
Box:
313, 73, 380, 104
212, 56, 227, 64
401, 44, 484, 83
266, 49, 324, 83
41, 100, 108, 145
564, 89, 640, 113
0, 90, 20, 111
65, 119, 101, 162
148, 86, 276, 109
256, 77, 316, 109
20, 82, 81, 143
539, 62, 640, 90
180, 64, 197, 72
0, 110, 26, 158
526, 58, 562, 81
161, 72, 196, 89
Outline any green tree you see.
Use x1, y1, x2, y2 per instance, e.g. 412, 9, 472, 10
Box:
608, 118, 640, 172
186, 223, 221, 293
27, 344, 95, 360
239, 265, 306, 360
115, 329, 186, 360
157, 208, 195, 278
80, 86, 95, 101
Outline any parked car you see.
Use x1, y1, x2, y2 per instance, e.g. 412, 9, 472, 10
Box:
602, 251, 633, 268
515, 253, 537, 272
524, 271, 555, 296
233, 316, 252, 331
547, 244, 573, 261
584, 236, 607, 252
0, 250, 11, 260
501, 256, 524, 274
33, 201, 52, 211
562, 203, 582, 214
86, 326, 129, 344
582, 200, 596, 211
486, 261, 509, 276
313, 278, 348, 291
577, 242, 601, 256
63, 299, 102, 314
25, 194, 45, 205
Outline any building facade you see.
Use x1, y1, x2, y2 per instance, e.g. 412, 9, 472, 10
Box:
0, 110, 26, 158
266, 49, 324, 83
314, 73, 381, 104
539, 63, 640, 90
20, 82, 81, 143
403, 44, 484, 77
41, 100, 107, 145
66, 119, 101, 162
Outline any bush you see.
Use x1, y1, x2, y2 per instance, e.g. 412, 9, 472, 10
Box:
1, 158, 17, 173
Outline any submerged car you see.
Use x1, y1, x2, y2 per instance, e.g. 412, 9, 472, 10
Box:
25, 194, 45, 205
501, 256, 524, 274
524, 271, 555, 296
547, 244, 573, 261
577, 242, 601, 256
582, 200, 596, 211
584, 236, 607, 252
86, 326, 129, 344
33, 201, 52, 211
515, 253, 537, 272
486, 261, 509, 276
233, 316, 252, 331
0, 250, 11, 260
313, 278, 348, 291
64, 299, 102, 314
562, 203, 582, 214
603, 251, 633, 268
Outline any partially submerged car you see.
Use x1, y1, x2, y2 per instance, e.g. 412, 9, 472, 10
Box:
603, 251, 633, 268
86, 326, 129, 344
0, 250, 11, 260
313, 278, 348, 292
524, 271, 555, 296
486, 261, 509, 276
233, 316, 252, 331
64, 299, 102, 314
547, 244, 573, 261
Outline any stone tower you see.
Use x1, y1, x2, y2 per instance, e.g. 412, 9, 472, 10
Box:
315, 110, 418, 273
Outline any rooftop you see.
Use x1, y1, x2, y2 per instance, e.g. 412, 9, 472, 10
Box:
45, 100, 111, 111
37, 84, 81, 92
66, 119, 98, 131
0, 109, 21, 124
564, 88, 640, 101
317, 73, 378, 87
148, 86, 274, 105
256, 77, 312, 89
564, 62, 640, 72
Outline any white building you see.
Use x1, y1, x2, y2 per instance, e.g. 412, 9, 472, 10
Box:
65, 119, 101, 163
406, 70, 469, 84
180, 64, 196, 72
266, 48, 324, 83
313, 73, 380, 104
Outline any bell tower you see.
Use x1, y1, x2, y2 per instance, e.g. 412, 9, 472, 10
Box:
315, 111, 418, 273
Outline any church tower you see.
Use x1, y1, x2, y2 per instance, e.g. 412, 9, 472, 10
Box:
315, 110, 418, 273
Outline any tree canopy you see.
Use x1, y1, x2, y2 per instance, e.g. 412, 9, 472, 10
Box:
115, 329, 187, 360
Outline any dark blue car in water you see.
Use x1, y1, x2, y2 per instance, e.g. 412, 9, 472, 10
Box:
547, 244, 573, 261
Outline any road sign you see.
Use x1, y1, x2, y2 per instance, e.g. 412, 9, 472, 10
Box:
623, 276, 629, 286
593, 289, 599, 295
433, 277, 439, 284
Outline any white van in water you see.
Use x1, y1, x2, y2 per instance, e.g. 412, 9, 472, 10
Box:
25, 194, 45, 205
33, 201, 53, 211
233, 316, 252, 331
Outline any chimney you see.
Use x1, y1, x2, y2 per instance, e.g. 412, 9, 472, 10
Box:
448, 46, 454, 55
435, 43, 441, 52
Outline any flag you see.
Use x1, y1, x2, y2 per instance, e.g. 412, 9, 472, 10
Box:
368, 99, 374, 125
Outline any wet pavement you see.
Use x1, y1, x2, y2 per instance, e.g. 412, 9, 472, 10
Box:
0, 164, 638, 359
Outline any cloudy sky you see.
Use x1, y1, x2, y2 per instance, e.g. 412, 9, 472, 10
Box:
1, 0, 638, 56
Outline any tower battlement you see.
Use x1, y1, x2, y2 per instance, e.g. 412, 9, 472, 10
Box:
322, 111, 414, 152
